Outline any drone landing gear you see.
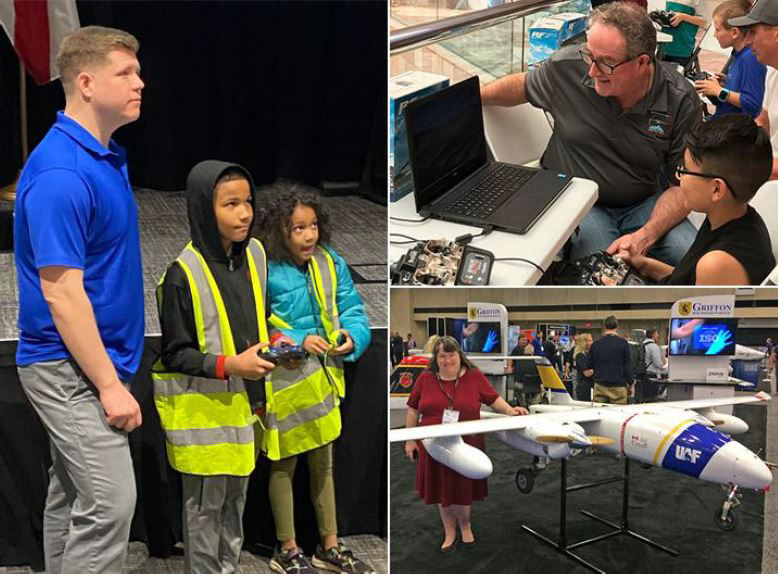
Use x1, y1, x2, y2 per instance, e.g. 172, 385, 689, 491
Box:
520, 457, 678, 573
714, 483, 742, 531
515, 456, 549, 494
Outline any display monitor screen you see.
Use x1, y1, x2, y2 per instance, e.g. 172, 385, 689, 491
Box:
669, 318, 738, 356
446, 319, 502, 354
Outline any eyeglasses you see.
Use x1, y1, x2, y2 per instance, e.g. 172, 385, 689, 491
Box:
675, 165, 737, 198
579, 48, 645, 75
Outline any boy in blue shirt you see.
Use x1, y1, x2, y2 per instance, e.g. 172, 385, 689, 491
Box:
695, 0, 766, 118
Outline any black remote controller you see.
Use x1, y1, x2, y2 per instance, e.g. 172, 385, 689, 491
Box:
257, 344, 308, 365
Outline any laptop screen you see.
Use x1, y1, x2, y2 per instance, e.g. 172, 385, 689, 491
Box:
405, 76, 488, 209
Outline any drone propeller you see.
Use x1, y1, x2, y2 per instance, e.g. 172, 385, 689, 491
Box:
535, 435, 577, 444
534, 434, 615, 446
587, 435, 615, 446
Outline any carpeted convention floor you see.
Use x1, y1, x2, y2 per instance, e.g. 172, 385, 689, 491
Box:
390, 403, 773, 574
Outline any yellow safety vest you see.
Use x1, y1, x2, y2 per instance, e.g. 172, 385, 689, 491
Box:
152, 239, 270, 476
261, 246, 345, 461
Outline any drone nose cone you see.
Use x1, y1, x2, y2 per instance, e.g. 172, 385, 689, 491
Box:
700, 441, 773, 489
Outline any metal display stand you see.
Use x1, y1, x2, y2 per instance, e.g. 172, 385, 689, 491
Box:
521, 458, 679, 573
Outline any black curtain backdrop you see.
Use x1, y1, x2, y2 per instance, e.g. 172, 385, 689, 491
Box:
0, 329, 387, 568
0, 0, 387, 196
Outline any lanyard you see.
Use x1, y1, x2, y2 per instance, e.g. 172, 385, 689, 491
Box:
437, 373, 460, 410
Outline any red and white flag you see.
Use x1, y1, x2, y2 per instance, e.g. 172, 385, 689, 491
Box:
0, 0, 80, 85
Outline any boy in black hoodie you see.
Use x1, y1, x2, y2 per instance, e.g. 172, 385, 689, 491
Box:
154, 160, 276, 573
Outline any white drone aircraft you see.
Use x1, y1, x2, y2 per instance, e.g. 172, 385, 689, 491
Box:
390, 358, 773, 530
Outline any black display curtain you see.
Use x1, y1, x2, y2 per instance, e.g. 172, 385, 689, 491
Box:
0, 0, 387, 195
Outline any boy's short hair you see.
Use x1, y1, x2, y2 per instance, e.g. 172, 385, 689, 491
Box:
604, 315, 619, 330
713, 0, 753, 29
684, 115, 772, 201
254, 179, 332, 263
57, 26, 139, 88
215, 169, 250, 191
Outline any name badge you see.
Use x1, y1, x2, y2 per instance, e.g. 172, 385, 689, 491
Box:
442, 409, 460, 424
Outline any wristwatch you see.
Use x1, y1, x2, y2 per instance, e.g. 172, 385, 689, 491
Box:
717, 88, 730, 102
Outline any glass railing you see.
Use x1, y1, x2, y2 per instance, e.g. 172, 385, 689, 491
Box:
390, 0, 592, 83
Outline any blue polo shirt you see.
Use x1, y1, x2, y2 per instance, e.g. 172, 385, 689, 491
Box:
14, 112, 144, 382
712, 45, 766, 119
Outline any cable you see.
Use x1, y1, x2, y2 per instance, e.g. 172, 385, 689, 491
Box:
494, 257, 546, 276
455, 225, 494, 245
390, 233, 423, 245
390, 215, 430, 223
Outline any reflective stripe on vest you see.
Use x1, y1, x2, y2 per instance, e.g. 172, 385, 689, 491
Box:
262, 247, 345, 460
153, 238, 268, 476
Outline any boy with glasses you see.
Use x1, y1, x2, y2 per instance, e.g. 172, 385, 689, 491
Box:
612, 114, 775, 284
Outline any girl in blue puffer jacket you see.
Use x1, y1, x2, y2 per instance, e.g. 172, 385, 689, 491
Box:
254, 181, 372, 574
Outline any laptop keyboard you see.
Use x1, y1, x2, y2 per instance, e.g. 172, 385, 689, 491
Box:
443, 164, 535, 219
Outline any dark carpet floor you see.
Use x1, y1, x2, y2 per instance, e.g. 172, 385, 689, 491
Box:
390, 403, 770, 574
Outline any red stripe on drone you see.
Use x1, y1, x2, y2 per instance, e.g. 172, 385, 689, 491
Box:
619, 413, 639, 456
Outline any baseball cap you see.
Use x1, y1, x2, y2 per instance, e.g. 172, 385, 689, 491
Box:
728, 0, 778, 27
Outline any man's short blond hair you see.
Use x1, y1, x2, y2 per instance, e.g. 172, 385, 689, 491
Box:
57, 26, 139, 88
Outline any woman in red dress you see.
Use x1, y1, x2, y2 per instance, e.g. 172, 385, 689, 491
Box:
404, 336, 528, 552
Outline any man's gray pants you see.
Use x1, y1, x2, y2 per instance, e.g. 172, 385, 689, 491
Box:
182, 473, 249, 574
17, 360, 136, 573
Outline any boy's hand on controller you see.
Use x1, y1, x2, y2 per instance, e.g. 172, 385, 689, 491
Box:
226, 342, 274, 380
332, 330, 354, 356
303, 335, 332, 355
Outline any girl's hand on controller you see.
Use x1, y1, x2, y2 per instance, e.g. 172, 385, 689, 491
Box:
332, 330, 354, 356
303, 334, 332, 355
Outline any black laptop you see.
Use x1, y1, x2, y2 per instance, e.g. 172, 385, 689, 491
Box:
404, 76, 572, 234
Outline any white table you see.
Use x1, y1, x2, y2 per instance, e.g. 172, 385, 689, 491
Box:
389, 177, 598, 285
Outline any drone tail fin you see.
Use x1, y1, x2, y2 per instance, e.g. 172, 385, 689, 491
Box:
536, 358, 575, 405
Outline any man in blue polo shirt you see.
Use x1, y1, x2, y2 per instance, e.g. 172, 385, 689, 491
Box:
14, 26, 144, 573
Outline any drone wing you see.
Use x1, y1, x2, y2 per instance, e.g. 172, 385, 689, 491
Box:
660, 391, 769, 411
389, 408, 603, 443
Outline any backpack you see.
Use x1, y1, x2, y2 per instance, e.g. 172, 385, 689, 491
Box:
630, 341, 648, 378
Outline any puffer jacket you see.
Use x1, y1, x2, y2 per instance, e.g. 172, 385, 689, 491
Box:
267, 245, 369, 362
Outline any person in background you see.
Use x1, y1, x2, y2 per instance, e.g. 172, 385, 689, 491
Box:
696, 0, 766, 120
588, 316, 633, 404
407, 332, 417, 351
729, 0, 778, 179
661, 0, 708, 67
573, 333, 595, 402
531, 330, 545, 356
391, 331, 404, 366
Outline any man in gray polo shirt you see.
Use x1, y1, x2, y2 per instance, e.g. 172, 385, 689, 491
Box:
482, 1, 702, 265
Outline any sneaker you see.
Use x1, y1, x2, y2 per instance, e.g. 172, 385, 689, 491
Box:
269, 547, 318, 574
312, 543, 375, 574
